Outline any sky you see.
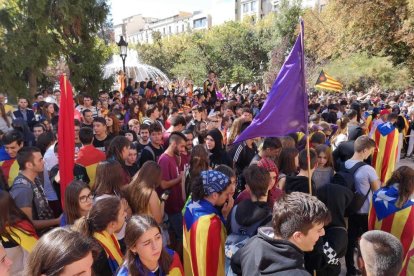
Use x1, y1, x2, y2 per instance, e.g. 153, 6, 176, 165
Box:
109, 0, 214, 25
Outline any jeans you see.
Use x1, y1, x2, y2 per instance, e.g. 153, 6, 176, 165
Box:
168, 212, 183, 242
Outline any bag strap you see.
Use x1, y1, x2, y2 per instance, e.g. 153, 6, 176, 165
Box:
144, 145, 156, 161
348, 161, 366, 175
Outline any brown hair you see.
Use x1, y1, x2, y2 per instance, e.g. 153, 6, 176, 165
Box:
72, 196, 121, 237
385, 166, 414, 208
0, 104, 10, 128
243, 165, 270, 198
93, 160, 125, 197
277, 147, 299, 175
227, 117, 245, 145
106, 112, 120, 136
124, 215, 172, 275
298, 148, 318, 170
272, 192, 331, 239
64, 180, 91, 225
354, 135, 376, 153
315, 144, 334, 168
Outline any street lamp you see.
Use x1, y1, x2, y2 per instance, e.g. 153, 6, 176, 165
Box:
259, 61, 264, 89
117, 35, 128, 76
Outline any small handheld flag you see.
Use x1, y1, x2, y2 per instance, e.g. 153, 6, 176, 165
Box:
315, 70, 343, 92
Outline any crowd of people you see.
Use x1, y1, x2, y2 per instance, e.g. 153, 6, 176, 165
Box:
0, 73, 413, 276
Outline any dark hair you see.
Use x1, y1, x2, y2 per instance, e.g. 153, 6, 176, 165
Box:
73, 196, 121, 237
315, 144, 333, 168
124, 215, 172, 275
298, 148, 318, 170
171, 115, 186, 127
215, 164, 236, 179
79, 127, 94, 145
310, 132, 326, 145
82, 109, 92, 117
140, 123, 149, 131
93, 160, 125, 197
64, 180, 91, 225
145, 105, 158, 117
2, 130, 24, 146
272, 192, 331, 239
106, 112, 120, 136
385, 166, 414, 208
262, 137, 282, 150
33, 123, 46, 131
168, 131, 187, 145
36, 132, 55, 155
277, 148, 299, 175
149, 122, 162, 134
243, 165, 270, 198
191, 170, 230, 201
93, 116, 106, 126
16, 146, 41, 170
347, 109, 357, 120
106, 136, 131, 163
25, 228, 98, 276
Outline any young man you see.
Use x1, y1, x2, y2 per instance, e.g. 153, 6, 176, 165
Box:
76, 127, 106, 186
32, 123, 45, 142
92, 117, 113, 153
285, 148, 318, 195
136, 124, 150, 154
13, 98, 36, 128
163, 115, 186, 148
231, 192, 330, 275
186, 105, 204, 133
81, 109, 94, 129
9, 147, 60, 230
250, 137, 282, 165
158, 132, 187, 254
76, 95, 98, 117
0, 130, 24, 187
358, 230, 403, 276
138, 123, 164, 167
372, 113, 399, 183
142, 105, 165, 132
344, 135, 381, 276
183, 170, 234, 276
124, 144, 139, 177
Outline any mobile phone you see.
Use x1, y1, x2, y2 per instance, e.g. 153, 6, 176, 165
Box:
161, 190, 171, 201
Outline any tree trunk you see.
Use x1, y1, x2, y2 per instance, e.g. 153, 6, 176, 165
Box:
28, 68, 37, 99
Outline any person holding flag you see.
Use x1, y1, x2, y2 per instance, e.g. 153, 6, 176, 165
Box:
368, 166, 414, 274
372, 113, 399, 183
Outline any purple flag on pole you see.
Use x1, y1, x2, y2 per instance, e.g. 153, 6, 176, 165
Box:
234, 20, 308, 144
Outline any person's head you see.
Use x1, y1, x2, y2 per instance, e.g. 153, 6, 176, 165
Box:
261, 137, 282, 159
257, 157, 279, 191
191, 105, 203, 121
241, 108, 253, 122
191, 170, 232, 206
83, 95, 93, 107
64, 180, 93, 225
215, 164, 237, 197
73, 196, 126, 237
208, 70, 216, 80
385, 166, 414, 208
25, 228, 96, 276
33, 123, 46, 140
128, 119, 140, 134
188, 145, 210, 176
298, 147, 318, 171
205, 128, 223, 152
149, 123, 163, 146
146, 105, 160, 119
82, 109, 94, 124
336, 116, 350, 134
44, 102, 55, 115
354, 135, 376, 160
182, 129, 194, 151
124, 215, 172, 274
315, 144, 333, 168
139, 124, 150, 142
105, 112, 120, 135
36, 131, 55, 155
347, 109, 358, 121
106, 136, 131, 163
79, 127, 94, 145
126, 144, 138, 166
227, 117, 245, 145
244, 165, 270, 200
18, 98, 28, 109
171, 115, 186, 132
358, 230, 403, 276
387, 112, 398, 124
0, 242, 12, 276
2, 130, 24, 158
16, 146, 44, 173
131, 161, 162, 190
310, 132, 326, 148
93, 160, 125, 196
168, 132, 187, 156
277, 147, 299, 175
93, 117, 107, 136
272, 192, 330, 251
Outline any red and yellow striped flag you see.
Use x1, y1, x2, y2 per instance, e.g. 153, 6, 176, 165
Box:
315, 70, 343, 92
372, 122, 399, 183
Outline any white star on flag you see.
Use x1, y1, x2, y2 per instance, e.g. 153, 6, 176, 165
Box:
375, 190, 396, 209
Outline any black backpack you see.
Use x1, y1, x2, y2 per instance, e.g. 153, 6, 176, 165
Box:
331, 161, 371, 215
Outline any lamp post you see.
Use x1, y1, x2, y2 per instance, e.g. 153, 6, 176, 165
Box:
117, 35, 128, 77
259, 61, 264, 90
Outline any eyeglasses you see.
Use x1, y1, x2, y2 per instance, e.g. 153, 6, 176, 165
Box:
79, 194, 93, 203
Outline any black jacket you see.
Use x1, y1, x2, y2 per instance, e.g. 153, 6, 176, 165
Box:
231, 227, 310, 275
226, 200, 271, 235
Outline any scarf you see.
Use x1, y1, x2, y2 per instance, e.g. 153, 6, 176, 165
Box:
3, 220, 38, 252
93, 230, 123, 273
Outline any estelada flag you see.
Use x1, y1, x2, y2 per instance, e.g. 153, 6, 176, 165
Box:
58, 74, 75, 207
372, 122, 399, 183
368, 185, 414, 258
315, 70, 343, 92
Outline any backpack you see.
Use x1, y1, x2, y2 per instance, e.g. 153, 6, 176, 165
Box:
331, 161, 371, 215
224, 205, 268, 275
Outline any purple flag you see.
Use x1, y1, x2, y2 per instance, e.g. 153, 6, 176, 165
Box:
234, 21, 308, 143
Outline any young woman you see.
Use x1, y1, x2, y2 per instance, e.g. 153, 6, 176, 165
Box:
124, 103, 141, 125
117, 215, 183, 276
61, 180, 93, 226
205, 128, 232, 168
331, 116, 349, 150
276, 147, 299, 190
182, 145, 210, 201
227, 117, 245, 145
369, 166, 414, 260
105, 112, 121, 136
0, 191, 38, 275
73, 196, 126, 276
106, 136, 132, 185
0, 104, 12, 133
93, 160, 126, 199
312, 144, 335, 190
25, 228, 96, 276
125, 161, 164, 224
41, 102, 58, 124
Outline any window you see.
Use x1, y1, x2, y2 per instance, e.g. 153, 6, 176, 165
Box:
242, 3, 249, 13
193, 17, 207, 28
182, 24, 185, 32
251, 1, 257, 12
